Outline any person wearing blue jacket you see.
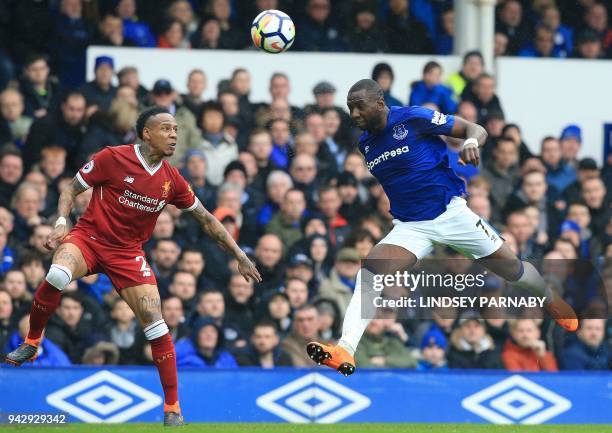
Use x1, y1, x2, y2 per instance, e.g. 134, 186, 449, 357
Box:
541, 6, 573, 57
416, 325, 449, 371
175, 317, 238, 368
50, 1, 94, 90
561, 319, 611, 370
116, 0, 156, 47
409, 61, 457, 114
518, 25, 562, 58
4, 315, 71, 367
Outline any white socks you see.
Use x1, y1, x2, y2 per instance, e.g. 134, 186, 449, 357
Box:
514, 261, 553, 302
338, 269, 377, 356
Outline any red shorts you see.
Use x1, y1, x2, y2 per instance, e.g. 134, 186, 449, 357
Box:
62, 230, 157, 291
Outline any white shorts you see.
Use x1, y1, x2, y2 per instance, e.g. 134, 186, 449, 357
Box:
379, 197, 504, 260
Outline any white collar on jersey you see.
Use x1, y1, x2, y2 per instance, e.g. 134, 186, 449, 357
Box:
134, 144, 163, 175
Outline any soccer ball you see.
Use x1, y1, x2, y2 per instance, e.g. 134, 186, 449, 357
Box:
251, 9, 295, 54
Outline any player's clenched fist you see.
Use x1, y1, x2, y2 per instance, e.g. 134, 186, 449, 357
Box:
44, 218, 69, 251
460, 140, 480, 167
237, 253, 262, 283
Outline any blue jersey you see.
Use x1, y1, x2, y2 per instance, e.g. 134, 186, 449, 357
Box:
358, 106, 466, 222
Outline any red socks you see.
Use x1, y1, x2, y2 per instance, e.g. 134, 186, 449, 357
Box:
26, 280, 62, 345
151, 333, 179, 410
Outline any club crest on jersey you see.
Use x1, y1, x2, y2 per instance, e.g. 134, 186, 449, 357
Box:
82, 160, 94, 174
392, 124, 409, 140
161, 180, 171, 198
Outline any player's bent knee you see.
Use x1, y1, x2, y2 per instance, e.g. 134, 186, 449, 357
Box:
45, 264, 73, 291
144, 319, 169, 340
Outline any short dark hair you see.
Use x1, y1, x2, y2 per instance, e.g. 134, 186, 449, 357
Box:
162, 295, 182, 306
198, 101, 224, 130
136, 107, 171, 139
19, 250, 44, 267
294, 303, 318, 315
188, 68, 205, 79
348, 79, 383, 100
60, 291, 83, 307
535, 24, 554, 37
24, 53, 49, 68
0, 148, 22, 163
179, 248, 203, 260
198, 288, 224, 302
371, 62, 394, 81
267, 118, 290, 130
318, 185, 338, 197
541, 135, 558, 146
117, 66, 138, 80
231, 68, 248, 80
161, 18, 183, 35
253, 318, 279, 333
62, 90, 85, 104
476, 73, 494, 84
154, 237, 179, 250
423, 61, 441, 75
502, 123, 520, 136
344, 228, 376, 247
567, 201, 588, 210
463, 50, 484, 65
495, 137, 516, 149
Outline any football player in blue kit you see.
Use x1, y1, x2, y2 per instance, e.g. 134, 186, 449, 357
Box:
307, 79, 578, 376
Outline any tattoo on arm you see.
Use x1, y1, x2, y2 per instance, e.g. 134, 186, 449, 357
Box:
191, 202, 241, 256
53, 245, 80, 268
57, 177, 89, 219
137, 295, 162, 324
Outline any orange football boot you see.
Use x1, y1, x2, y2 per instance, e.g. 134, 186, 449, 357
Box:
306, 342, 356, 376
545, 291, 579, 332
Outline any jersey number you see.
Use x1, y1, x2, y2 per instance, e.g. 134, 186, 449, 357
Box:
135, 255, 151, 277
476, 219, 490, 237
476, 219, 498, 242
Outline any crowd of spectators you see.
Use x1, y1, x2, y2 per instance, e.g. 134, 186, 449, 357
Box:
2, 0, 612, 91
0, 0, 610, 372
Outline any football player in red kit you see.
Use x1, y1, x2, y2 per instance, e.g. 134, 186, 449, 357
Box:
4, 107, 261, 426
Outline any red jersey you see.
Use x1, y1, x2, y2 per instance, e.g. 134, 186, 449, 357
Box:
75, 144, 198, 249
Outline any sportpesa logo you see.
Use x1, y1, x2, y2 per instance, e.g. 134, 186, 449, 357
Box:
366, 146, 409, 170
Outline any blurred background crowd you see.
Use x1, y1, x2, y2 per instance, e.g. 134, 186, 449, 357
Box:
0, 0, 610, 371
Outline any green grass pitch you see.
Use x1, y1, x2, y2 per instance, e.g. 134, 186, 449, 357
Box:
1, 424, 611, 433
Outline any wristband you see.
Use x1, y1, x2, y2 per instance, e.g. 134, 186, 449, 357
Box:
462, 138, 479, 150
55, 217, 67, 228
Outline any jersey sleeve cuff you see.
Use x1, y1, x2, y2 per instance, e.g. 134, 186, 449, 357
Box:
75, 172, 91, 189
182, 197, 200, 212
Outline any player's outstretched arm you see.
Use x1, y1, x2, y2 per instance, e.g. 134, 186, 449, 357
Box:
448, 116, 488, 167
191, 201, 262, 283
44, 177, 90, 250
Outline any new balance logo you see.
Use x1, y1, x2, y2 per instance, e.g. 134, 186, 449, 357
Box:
364, 146, 370, 154
257, 373, 370, 423
462, 375, 571, 424
431, 111, 447, 126
46, 370, 162, 422
124, 176, 134, 184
